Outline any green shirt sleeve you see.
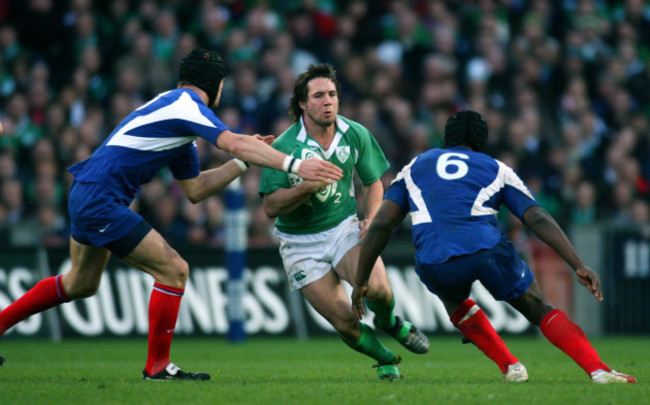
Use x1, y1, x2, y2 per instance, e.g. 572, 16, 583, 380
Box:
352, 123, 390, 185
259, 139, 291, 195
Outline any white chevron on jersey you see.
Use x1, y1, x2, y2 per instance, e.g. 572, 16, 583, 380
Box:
67, 88, 229, 202
471, 160, 533, 216
107, 134, 197, 152
384, 147, 539, 265
107, 91, 214, 151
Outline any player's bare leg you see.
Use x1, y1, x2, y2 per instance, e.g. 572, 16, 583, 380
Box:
301, 270, 400, 379
508, 281, 636, 383
0, 238, 109, 367
121, 229, 189, 289
0, 238, 109, 335
62, 240, 112, 298
121, 229, 209, 381
336, 245, 429, 354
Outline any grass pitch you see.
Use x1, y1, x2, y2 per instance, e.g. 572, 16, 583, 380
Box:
0, 335, 647, 404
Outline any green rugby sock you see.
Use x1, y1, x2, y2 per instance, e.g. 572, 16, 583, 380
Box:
344, 323, 395, 365
365, 296, 396, 330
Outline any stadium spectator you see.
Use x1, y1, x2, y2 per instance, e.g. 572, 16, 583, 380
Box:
352, 110, 636, 384
0, 148, 18, 182
630, 198, 650, 227
151, 194, 187, 246
10, 202, 67, 247
0, 48, 342, 381
152, 8, 179, 64
203, 194, 225, 246
609, 181, 637, 224
78, 46, 110, 103
1, 177, 24, 225
570, 180, 599, 225
116, 31, 172, 100
2, 92, 43, 152
259, 63, 429, 380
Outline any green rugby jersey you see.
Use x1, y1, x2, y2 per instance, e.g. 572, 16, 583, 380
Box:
259, 115, 390, 234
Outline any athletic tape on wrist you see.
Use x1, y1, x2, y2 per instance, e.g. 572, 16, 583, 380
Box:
233, 158, 250, 171
282, 156, 303, 174
282, 156, 292, 172
290, 158, 302, 174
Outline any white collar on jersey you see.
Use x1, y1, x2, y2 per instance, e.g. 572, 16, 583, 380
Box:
297, 115, 350, 159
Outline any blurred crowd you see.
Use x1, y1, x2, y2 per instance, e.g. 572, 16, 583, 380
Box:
0, 0, 649, 249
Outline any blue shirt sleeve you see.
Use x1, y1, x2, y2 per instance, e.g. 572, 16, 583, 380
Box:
500, 164, 539, 219
384, 178, 410, 215
188, 104, 230, 147
169, 143, 200, 180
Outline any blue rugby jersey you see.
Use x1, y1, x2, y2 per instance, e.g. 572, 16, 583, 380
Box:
68, 88, 229, 203
385, 147, 538, 265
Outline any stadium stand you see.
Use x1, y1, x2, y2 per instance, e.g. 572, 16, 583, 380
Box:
0, 0, 649, 251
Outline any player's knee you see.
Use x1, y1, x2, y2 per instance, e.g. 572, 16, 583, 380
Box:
167, 256, 190, 287
66, 278, 100, 299
364, 285, 392, 305
528, 303, 555, 326
76, 284, 100, 298
515, 296, 554, 326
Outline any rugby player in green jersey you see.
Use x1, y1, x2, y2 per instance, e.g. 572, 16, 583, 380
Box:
259, 64, 429, 380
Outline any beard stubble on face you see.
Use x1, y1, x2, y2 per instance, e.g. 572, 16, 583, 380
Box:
310, 114, 336, 128
305, 104, 337, 129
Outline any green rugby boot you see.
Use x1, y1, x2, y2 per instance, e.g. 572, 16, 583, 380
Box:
374, 356, 401, 380
375, 316, 430, 354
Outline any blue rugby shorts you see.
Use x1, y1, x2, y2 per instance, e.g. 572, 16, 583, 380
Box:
415, 234, 534, 302
68, 180, 150, 257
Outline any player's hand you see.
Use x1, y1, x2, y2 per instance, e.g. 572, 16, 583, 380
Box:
253, 134, 275, 145
351, 285, 369, 320
576, 265, 603, 302
297, 159, 343, 183
358, 219, 372, 239
301, 179, 330, 193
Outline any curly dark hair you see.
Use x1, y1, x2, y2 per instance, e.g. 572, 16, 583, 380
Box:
178, 47, 226, 107
288, 63, 341, 122
444, 110, 488, 152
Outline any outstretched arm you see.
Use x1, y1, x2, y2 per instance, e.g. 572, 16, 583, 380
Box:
217, 131, 342, 183
177, 160, 245, 204
351, 200, 406, 318
177, 134, 273, 203
522, 205, 603, 302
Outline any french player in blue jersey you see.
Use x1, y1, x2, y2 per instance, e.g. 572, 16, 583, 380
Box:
351, 110, 636, 384
0, 48, 342, 380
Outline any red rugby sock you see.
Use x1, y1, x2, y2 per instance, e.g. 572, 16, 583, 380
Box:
145, 282, 184, 376
540, 309, 609, 375
451, 299, 519, 374
0, 275, 69, 335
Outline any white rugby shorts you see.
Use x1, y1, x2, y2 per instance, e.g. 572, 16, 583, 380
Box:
275, 215, 361, 290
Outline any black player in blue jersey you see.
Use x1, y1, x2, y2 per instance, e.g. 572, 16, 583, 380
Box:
352, 110, 635, 384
